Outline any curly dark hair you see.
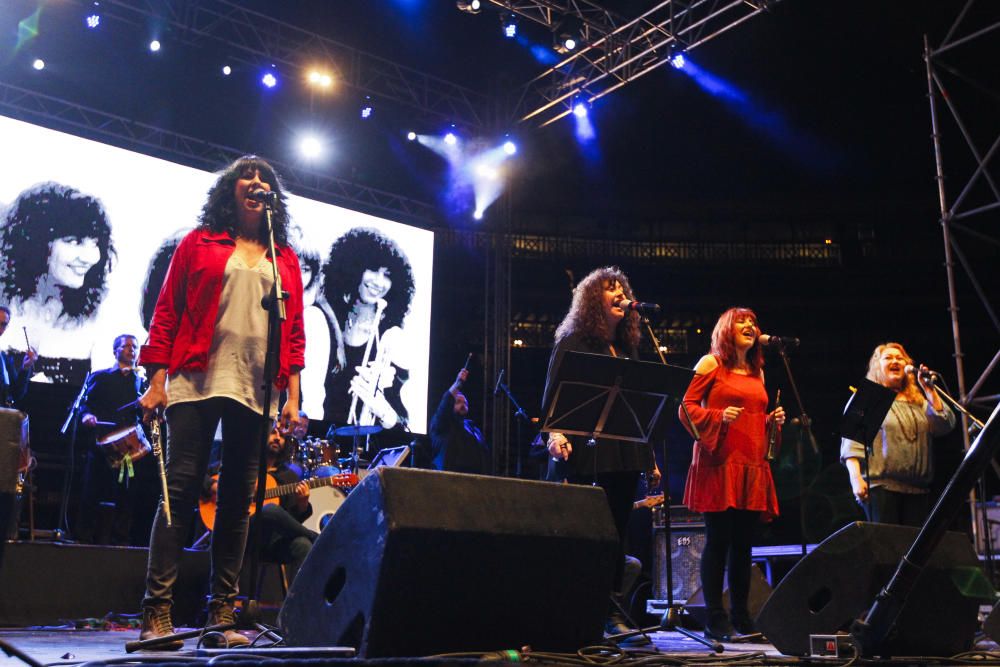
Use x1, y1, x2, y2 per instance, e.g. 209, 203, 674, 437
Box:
710, 307, 765, 376
0, 182, 115, 322
554, 266, 640, 350
322, 227, 415, 331
198, 156, 291, 245
140, 232, 186, 331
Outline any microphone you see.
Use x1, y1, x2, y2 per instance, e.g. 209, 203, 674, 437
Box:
248, 189, 277, 203
904, 364, 938, 383
616, 299, 661, 315
494, 368, 505, 396
759, 334, 800, 348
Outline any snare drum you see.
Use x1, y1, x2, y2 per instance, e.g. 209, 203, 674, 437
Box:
97, 425, 152, 468
302, 486, 348, 533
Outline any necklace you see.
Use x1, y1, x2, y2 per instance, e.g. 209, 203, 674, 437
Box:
890, 400, 919, 442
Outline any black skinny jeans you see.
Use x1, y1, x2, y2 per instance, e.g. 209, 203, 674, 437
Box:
143, 397, 266, 607
700, 508, 758, 615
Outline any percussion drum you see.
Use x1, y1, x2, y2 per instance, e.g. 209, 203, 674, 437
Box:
97, 425, 151, 468
302, 485, 348, 533
0, 407, 29, 493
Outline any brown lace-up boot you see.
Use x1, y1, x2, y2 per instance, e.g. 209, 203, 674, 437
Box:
202, 599, 250, 648
139, 604, 184, 651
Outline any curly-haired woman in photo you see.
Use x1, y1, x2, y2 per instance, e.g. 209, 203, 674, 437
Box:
320, 227, 415, 430
0, 182, 116, 384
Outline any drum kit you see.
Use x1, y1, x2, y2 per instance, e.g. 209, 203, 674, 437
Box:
293, 423, 382, 533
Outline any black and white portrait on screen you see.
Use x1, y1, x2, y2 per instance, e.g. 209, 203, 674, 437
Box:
0, 115, 432, 433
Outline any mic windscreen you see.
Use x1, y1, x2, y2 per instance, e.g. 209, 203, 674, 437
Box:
904, 364, 916, 375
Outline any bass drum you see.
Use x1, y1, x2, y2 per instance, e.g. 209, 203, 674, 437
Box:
303, 486, 348, 534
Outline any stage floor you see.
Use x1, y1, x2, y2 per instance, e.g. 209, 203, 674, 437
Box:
3, 624, 999, 665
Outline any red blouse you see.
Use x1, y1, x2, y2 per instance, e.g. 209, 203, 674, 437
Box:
680, 357, 779, 518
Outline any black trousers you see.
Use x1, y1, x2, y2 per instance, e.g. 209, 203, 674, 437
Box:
865, 486, 930, 528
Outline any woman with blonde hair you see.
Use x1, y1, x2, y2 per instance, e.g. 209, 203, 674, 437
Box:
841, 342, 954, 526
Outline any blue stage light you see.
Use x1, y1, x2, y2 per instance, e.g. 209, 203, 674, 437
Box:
503, 140, 517, 156
671, 53, 685, 69
444, 132, 458, 146
261, 72, 277, 88
502, 15, 517, 39
32, 58, 44, 71
573, 102, 588, 118
407, 131, 417, 141
148, 40, 161, 52
85, 14, 100, 29
222, 65, 232, 76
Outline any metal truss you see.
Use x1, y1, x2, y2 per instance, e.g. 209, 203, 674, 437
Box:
0, 81, 440, 225
70, 0, 490, 130
925, 1, 1000, 554
492, 0, 776, 126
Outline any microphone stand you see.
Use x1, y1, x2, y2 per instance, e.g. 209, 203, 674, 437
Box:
773, 341, 817, 558
641, 317, 721, 653
243, 195, 286, 635
494, 370, 530, 478
55, 372, 93, 541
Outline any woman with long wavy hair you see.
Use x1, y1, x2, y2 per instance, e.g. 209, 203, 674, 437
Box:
680, 306, 785, 641
541, 265, 660, 642
0, 182, 115, 384
840, 342, 954, 526
135, 156, 304, 650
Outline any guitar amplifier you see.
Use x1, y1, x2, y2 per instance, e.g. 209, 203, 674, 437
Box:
647, 504, 704, 613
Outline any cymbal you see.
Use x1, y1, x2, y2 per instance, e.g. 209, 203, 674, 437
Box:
333, 424, 383, 437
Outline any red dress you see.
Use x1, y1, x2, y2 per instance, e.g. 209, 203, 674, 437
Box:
680, 357, 779, 518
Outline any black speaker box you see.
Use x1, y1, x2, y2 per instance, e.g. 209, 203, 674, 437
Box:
278, 468, 620, 657
756, 521, 990, 656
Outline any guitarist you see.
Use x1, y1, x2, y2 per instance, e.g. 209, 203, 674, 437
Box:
203, 422, 318, 585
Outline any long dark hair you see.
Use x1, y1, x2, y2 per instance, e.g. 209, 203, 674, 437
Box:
322, 227, 415, 331
0, 182, 115, 322
710, 307, 764, 376
198, 156, 291, 246
554, 266, 640, 351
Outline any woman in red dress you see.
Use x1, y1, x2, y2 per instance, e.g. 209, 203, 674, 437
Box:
680, 307, 785, 641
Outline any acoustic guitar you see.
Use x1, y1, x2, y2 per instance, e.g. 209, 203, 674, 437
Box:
199, 471, 358, 531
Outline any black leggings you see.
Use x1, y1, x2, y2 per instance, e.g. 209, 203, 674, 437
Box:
700, 509, 758, 613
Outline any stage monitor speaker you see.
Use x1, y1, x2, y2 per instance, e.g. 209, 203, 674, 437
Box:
278, 468, 620, 657
756, 521, 991, 657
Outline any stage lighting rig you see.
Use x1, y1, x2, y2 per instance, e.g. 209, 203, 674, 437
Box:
456, 0, 481, 14
553, 33, 577, 55
501, 14, 518, 39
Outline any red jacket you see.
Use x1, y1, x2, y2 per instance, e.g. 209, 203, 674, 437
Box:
139, 228, 305, 389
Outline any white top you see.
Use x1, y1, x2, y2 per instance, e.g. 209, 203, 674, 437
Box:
168, 252, 278, 414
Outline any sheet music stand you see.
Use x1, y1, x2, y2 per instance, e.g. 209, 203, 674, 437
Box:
542, 351, 692, 445
839, 378, 896, 516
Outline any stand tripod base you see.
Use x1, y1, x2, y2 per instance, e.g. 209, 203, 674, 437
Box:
660, 605, 724, 653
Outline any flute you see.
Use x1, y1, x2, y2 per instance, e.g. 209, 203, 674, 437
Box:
150, 417, 172, 526
765, 389, 782, 461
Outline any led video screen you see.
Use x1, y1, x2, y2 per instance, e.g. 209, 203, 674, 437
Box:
0, 115, 433, 434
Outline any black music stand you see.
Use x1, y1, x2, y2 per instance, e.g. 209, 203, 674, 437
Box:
839, 379, 896, 518
542, 352, 712, 648
542, 351, 691, 447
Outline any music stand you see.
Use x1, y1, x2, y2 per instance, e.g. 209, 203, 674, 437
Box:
542, 351, 692, 446
839, 379, 896, 517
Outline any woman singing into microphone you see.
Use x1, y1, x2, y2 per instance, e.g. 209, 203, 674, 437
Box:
680, 307, 784, 641
840, 342, 954, 527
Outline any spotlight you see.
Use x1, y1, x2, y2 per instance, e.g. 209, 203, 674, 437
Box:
32, 58, 44, 70
670, 53, 685, 69
297, 134, 324, 160
473, 209, 484, 220
501, 14, 517, 39
307, 70, 333, 88
148, 39, 161, 52
554, 33, 577, 54
407, 131, 417, 141
360, 96, 373, 119
85, 14, 100, 29
456, 0, 481, 14
261, 72, 278, 88
503, 140, 517, 156
222, 65, 232, 76
572, 102, 588, 118
444, 132, 458, 146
